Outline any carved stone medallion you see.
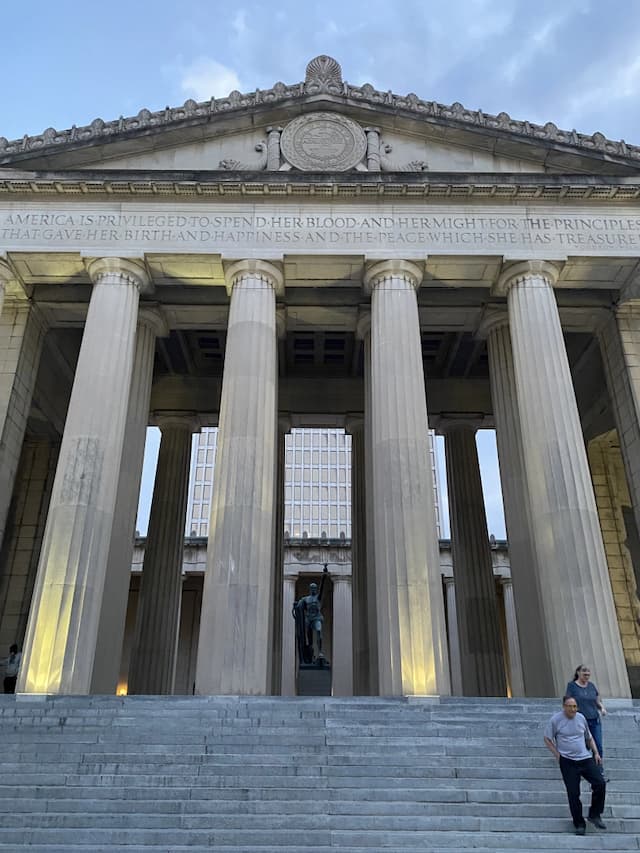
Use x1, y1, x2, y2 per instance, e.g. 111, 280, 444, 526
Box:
281, 112, 366, 172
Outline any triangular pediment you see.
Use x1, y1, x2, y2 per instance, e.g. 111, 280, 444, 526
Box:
2, 55, 640, 177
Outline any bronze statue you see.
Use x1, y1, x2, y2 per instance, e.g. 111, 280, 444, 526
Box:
293, 565, 329, 665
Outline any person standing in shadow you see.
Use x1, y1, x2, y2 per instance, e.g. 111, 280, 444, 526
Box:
3, 644, 21, 694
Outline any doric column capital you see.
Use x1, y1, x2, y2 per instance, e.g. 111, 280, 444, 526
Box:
138, 306, 169, 338
278, 413, 292, 434
363, 259, 423, 294
476, 306, 509, 339
617, 274, 640, 308
224, 259, 284, 296
86, 257, 151, 293
437, 415, 485, 434
345, 414, 364, 434
0, 254, 29, 305
495, 260, 561, 296
152, 411, 200, 433
0, 256, 13, 286
440, 419, 477, 434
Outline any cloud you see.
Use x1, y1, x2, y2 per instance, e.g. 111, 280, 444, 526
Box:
232, 9, 248, 38
179, 58, 243, 100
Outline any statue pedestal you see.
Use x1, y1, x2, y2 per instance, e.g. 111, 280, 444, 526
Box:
297, 661, 332, 696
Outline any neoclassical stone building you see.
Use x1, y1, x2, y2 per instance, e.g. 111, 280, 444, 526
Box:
0, 56, 639, 698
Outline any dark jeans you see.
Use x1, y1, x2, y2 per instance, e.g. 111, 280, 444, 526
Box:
3, 675, 16, 694
559, 755, 606, 828
586, 717, 603, 758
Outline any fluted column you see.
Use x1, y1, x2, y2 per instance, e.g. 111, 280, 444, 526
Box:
347, 416, 369, 694
0, 437, 59, 650
91, 309, 167, 694
18, 258, 148, 695
484, 313, 553, 696
500, 260, 630, 697
128, 413, 197, 694
364, 260, 450, 696
270, 415, 289, 694
360, 315, 379, 694
281, 576, 297, 696
196, 259, 282, 695
0, 297, 46, 555
443, 423, 506, 696
598, 303, 640, 563
499, 576, 525, 697
332, 575, 353, 696
443, 576, 463, 696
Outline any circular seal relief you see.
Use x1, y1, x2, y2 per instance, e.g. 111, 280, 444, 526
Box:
281, 112, 367, 172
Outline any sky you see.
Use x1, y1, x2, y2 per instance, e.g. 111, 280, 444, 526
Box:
3, 0, 633, 539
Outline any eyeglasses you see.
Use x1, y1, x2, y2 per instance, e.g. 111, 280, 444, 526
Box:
563, 704, 578, 709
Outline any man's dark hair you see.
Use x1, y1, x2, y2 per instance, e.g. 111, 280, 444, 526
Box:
9, 644, 18, 654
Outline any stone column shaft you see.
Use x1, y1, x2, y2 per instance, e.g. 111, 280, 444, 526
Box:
18, 258, 147, 695
332, 576, 354, 696
502, 261, 630, 697
0, 258, 11, 321
500, 577, 525, 697
281, 577, 297, 696
196, 260, 281, 695
363, 330, 379, 694
348, 420, 369, 694
486, 319, 554, 696
599, 306, 640, 562
365, 260, 450, 696
0, 438, 58, 650
91, 313, 163, 694
270, 419, 288, 694
444, 425, 506, 696
0, 301, 46, 554
128, 416, 195, 695
443, 577, 463, 695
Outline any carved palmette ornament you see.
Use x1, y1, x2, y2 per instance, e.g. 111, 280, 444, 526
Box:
304, 55, 343, 94
218, 141, 268, 171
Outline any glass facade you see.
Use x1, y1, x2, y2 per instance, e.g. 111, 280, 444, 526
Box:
186, 427, 441, 539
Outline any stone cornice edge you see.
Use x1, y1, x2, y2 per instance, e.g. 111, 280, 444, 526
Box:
2, 70, 640, 167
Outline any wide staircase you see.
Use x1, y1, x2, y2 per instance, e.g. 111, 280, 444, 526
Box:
0, 695, 638, 852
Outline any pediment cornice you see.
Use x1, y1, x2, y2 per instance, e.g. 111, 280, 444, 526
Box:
2, 55, 640, 171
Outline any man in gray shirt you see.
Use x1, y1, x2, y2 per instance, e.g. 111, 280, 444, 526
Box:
544, 695, 606, 835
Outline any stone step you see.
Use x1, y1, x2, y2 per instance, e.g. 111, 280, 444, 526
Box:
4, 806, 640, 828
4, 799, 640, 819
1, 695, 638, 851
1, 784, 638, 806
3, 827, 639, 849
0, 843, 638, 853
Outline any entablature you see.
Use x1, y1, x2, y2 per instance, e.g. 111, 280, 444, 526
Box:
3, 169, 640, 200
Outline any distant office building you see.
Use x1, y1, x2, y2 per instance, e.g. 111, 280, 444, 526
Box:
186, 427, 441, 540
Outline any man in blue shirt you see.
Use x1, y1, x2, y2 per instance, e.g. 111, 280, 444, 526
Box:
544, 696, 606, 835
